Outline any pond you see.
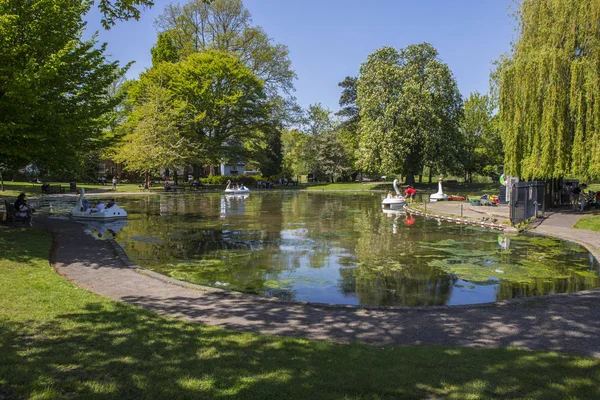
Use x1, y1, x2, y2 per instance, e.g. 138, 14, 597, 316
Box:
47, 192, 600, 306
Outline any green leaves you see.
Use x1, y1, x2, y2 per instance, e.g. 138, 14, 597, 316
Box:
500, 0, 600, 180
115, 50, 269, 174
356, 44, 462, 177
0, 0, 128, 173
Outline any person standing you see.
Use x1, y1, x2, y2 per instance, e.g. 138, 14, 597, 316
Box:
112, 176, 117, 191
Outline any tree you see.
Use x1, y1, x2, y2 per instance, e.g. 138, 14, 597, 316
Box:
113, 78, 200, 181
150, 31, 180, 65
155, 0, 295, 96
499, 0, 600, 180
123, 50, 270, 172
281, 129, 309, 180
460, 92, 501, 182
303, 104, 352, 182
356, 44, 462, 183
0, 0, 129, 175
336, 76, 360, 176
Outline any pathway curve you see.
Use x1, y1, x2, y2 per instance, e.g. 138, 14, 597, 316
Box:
39, 216, 600, 358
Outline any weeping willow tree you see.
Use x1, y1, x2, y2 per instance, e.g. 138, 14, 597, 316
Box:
500, 0, 600, 180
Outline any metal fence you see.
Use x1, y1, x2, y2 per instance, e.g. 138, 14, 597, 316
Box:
510, 181, 546, 226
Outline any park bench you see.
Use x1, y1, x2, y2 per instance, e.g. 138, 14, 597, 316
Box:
3, 200, 33, 226
164, 184, 186, 192
42, 184, 65, 194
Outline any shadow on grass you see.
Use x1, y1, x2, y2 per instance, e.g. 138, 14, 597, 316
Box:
1, 301, 599, 400
0, 226, 50, 264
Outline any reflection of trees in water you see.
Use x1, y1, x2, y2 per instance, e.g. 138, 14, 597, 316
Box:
114, 193, 600, 306
348, 209, 454, 306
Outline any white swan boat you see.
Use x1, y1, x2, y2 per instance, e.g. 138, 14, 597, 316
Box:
224, 180, 250, 194
382, 179, 407, 209
70, 188, 128, 220
429, 178, 449, 202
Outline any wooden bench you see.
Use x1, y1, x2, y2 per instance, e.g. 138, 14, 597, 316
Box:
3, 200, 33, 226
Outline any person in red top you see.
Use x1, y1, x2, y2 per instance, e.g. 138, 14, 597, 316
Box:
405, 186, 416, 202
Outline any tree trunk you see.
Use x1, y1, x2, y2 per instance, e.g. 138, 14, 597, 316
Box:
405, 174, 416, 185
0, 171, 3, 191
209, 165, 215, 176
145, 171, 149, 189
428, 169, 432, 183
418, 174, 422, 183
174, 171, 178, 185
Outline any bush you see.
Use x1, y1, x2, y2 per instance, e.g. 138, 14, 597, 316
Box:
200, 174, 263, 186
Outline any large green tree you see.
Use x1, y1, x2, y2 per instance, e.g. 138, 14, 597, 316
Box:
0, 0, 129, 175
154, 0, 295, 96
500, 0, 600, 180
121, 50, 270, 173
356, 44, 462, 183
113, 77, 199, 178
336, 76, 360, 176
460, 92, 503, 181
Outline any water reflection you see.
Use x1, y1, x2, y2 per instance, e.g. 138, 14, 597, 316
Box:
43, 192, 600, 306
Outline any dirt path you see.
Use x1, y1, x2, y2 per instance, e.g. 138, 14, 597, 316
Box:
38, 216, 600, 358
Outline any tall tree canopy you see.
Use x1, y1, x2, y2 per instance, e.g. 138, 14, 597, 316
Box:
0, 0, 128, 173
460, 92, 503, 181
154, 0, 295, 96
500, 0, 600, 180
116, 50, 270, 172
356, 44, 462, 181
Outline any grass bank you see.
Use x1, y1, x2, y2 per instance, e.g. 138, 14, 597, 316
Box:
574, 215, 600, 232
1, 227, 599, 399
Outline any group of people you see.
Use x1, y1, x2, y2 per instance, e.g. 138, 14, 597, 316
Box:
387, 186, 417, 202
565, 183, 599, 212
81, 199, 116, 213
230, 183, 247, 190
98, 176, 118, 190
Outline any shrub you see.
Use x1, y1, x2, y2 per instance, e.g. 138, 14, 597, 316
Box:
200, 174, 263, 186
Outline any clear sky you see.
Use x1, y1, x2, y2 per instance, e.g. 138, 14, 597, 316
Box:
85, 0, 516, 112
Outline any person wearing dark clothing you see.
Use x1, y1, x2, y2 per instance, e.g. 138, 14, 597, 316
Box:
14, 193, 34, 220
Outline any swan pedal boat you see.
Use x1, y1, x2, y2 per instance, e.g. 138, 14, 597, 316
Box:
224, 180, 250, 194
70, 189, 128, 220
382, 179, 407, 209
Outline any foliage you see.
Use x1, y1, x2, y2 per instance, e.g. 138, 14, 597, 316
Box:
0, 0, 129, 174
356, 44, 462, 181
460, 92, 503, 181
500, 0, 600, 180
200, 173, 262, 185
155, 0, 295, 96
123, 50, 269, 169
281, 129, 310, 179
150, 31, 179, 65
113, 76, 200, 175
336, 76, 360, 173
96, 0, 154, 29
302, 104, 352, 182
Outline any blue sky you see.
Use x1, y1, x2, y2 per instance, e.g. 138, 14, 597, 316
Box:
85, 0, 516, 112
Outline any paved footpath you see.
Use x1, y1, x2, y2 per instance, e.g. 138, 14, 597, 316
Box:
38, 216, 600, 358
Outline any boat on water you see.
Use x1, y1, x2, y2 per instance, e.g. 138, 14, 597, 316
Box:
224, 180, 250, 194
430, 179, 449, 202
382, 179, 407, 209
70, 188, 128, 220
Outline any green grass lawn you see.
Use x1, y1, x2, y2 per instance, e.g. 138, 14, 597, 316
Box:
1, 227, 599, 399
574, 215, 600, 232
0, 181, 145, 198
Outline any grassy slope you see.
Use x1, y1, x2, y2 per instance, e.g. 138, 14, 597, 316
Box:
1, 227, 600, 399
574, 215, 600, 232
